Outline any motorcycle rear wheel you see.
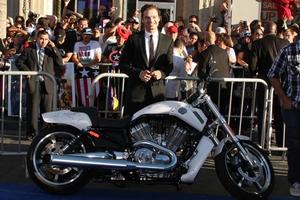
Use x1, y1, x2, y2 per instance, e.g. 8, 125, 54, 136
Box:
214, 140, 274, 199
26, 125, 92, 194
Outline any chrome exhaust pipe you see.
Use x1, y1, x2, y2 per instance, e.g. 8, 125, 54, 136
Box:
49, 141, 177, 171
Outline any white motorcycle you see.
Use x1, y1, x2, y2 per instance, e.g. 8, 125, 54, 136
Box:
27, 75, 274, 199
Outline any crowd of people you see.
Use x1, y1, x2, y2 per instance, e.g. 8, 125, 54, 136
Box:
0, 1, 300, 197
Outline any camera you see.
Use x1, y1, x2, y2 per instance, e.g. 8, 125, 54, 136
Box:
28, 11, 39, 24
210, 16, 218, 23
0, 57, 11, 71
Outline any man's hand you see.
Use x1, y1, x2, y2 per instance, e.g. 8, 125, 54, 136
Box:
64, 0, 70, 6
139, 70, 152, 82
280, 95, 293, 110
48, 40, 56, 48
151, 70, 164, 80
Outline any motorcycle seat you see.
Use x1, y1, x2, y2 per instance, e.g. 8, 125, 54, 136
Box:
96, 117, 131, 129
70, 107, 131, 129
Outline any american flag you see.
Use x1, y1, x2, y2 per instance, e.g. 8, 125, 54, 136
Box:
75, 67, 102, 107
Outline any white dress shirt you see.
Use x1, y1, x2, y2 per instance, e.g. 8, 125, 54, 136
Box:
144, 31, 159, 64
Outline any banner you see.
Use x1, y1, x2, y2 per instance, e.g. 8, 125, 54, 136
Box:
57, 62, 76, 109
261, 0, 278, 22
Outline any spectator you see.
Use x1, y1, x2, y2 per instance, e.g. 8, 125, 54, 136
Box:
102, 25, 130, 65
216, 33, 236, 65
14, 15, 25, 27
166, 25, 178, 41
284, 24, 299, 43
119, 4, 173, 116
186, 32, 198, 55
72, 27, 102, 69
268, 39, 300, 197
252, 26, 264, 42
98, 21, 117, 52
250, 21, 289, 146
219, 0, 231, 30
187, 15, 201, 33
125, 17, 140, 33
165, 38, 187, 100
15, 30, 63, 137
54, 28, 73, 64
235, 30, 252, 70
197, 31, 231, 114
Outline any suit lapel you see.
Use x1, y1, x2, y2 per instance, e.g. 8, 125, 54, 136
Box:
152, 33, 164, 67
138, 31, 148, 67
32, 46, 38, 71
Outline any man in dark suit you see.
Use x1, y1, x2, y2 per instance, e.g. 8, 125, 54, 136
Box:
119, 4, 173, 116
250, 21, 289, 146
16, 30, 63, 136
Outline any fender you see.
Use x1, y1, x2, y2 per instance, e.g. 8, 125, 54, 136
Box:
212, 135, 250, 157
42, 110, 92, 130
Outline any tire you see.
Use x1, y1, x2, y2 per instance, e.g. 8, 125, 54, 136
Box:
214, 140, 274, 200
26, 125, 92, 194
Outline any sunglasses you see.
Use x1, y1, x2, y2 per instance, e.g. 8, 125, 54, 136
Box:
189, 21, 197, 23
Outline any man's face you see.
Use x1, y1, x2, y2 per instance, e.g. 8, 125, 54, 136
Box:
78, 20, 89, 31
82, 34, 91, 44
116, 35, 125, 47
37, 33, 49, 48
142, 8, 160, 33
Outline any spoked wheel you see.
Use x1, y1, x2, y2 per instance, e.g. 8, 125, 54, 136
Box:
27, 126, 92, 194
214, 140, 274, 200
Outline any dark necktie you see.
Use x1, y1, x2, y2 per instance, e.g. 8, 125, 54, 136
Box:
38, 48, 45, 81
149, 34, 155, 67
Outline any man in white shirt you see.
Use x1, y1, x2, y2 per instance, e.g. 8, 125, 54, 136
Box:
72, 27, 102, 68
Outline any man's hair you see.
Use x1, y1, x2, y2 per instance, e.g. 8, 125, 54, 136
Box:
264, 21, 277, 34
37, 30, 49, 37
141, 4, 161, 18
174, 38, 185, 48
78, 17, 89, 24
189, 15, 198, 23
37, 17, 50, 29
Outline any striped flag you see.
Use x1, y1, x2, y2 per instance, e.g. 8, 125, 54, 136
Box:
75, 67, 101, 107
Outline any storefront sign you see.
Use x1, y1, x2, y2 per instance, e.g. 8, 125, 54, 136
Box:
261, 0, 278, 22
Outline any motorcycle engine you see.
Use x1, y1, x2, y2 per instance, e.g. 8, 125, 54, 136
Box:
130, 118, 189, 158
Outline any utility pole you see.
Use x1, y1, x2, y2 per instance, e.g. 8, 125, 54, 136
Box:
0, 0, 7, 39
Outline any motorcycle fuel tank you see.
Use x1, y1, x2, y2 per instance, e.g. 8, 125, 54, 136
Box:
132, 101, 207, 132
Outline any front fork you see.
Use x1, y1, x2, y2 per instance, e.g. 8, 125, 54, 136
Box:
203, 94, 256, 168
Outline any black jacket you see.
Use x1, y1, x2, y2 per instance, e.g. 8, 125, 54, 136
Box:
119, 31, 173, 103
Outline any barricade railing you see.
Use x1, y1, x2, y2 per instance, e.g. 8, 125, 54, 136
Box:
166, 76, 270, 149
266, 87, 287, 152
0, 71, 57, 155
91, 73, 128, 118
90, 73, 270, 149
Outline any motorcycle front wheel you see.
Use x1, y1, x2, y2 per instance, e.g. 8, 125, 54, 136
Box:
214, 140, 274, 200
26, 125, 92, 194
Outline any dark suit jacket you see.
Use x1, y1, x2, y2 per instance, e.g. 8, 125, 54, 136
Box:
197, 45, 230, 78
15, 44, 63, 94
250, 34, 289, 83
119, 31, 173, 103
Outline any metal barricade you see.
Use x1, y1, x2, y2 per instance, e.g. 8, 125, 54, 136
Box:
90, 73, 128, 118
89, 73, 271, 150
166, 76, 270, 149
266, 87, 287, 152
0, 71, 57, 155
